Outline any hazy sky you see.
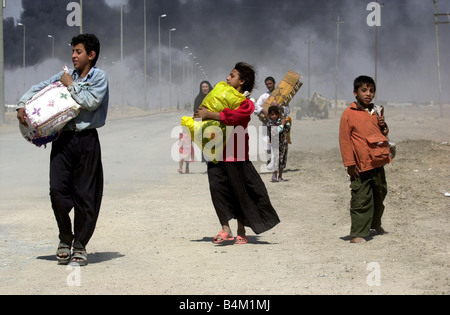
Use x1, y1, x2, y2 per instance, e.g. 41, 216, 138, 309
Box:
3, 0, 450, 106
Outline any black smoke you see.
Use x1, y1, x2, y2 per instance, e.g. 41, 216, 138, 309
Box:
3, 0, 450, 104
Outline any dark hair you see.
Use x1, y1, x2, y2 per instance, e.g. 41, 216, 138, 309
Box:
353, 75, 376, 92
265, 76, 275, 84
198, 80, 213, 94
193, 81, 213, 113
71, 34, 101, 66
268, 105, 280, 116
234, 62, 256, 93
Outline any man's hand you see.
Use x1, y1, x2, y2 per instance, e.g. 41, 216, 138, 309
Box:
60, 72, 74, 87
17, 108, 28, 127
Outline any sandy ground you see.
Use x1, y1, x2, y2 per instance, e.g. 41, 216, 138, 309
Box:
0, 104, 449, 296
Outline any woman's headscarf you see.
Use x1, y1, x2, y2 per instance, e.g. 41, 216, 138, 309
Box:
193, 80, 213, 113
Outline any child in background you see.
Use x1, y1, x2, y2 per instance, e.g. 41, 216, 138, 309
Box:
267, 105, 291, 182
178, 131, 193, 174
339, 75, 391, 243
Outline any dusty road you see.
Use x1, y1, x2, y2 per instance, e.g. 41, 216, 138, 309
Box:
0, 105, 449, 295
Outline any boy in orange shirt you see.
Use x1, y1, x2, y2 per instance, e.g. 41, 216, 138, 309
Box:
339, 76, 391, 243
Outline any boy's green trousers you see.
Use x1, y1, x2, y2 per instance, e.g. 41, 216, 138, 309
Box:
349, 167, 388, 238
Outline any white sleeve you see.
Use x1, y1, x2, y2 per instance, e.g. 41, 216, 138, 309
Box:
254, 93, 269, 115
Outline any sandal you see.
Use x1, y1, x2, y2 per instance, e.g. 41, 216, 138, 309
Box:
235, 235, 248, 244
271, 175, 278, 182
56, 242, 71, 265
71, 248, 88, 266
213, 230, 234, 244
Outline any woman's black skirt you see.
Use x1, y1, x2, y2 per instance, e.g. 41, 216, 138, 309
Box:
207, 161, 280, 234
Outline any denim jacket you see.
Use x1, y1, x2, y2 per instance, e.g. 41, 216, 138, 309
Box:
17, 67, 109, 131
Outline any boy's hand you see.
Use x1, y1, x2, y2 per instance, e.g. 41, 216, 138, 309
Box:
377, 115, 387, 129
17, 108, 28, 127
347, 165, 359, 179
60, 72, 74, 87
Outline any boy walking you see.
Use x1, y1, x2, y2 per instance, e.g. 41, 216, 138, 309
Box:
17, 34, 109, 265
339, 76, 391, 243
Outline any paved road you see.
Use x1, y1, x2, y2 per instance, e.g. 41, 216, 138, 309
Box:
0, 111, 188, 209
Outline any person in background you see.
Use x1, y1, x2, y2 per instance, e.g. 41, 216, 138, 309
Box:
267, 105, 291, 182
254, 76, 276, 122
193, 81, 213, 113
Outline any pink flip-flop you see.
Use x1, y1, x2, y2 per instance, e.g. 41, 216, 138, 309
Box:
235, 235, 248, 244
213, 230, 234, 244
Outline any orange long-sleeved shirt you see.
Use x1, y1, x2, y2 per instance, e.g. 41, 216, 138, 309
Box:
339, 102, 391, 172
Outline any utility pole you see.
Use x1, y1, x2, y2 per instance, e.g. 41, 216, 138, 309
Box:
0, 0, 5, 124
433, 0, 449, 118
120, 0, 124, 107
80, 0, 83, 34
374, 0, 379, 103
305, 35, 313, 105
143, 0, 147, 109
334, 15, 344, 115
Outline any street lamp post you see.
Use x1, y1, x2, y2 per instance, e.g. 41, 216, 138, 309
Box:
48, 35, 54, 61
17, 23, 25, 69
334, 15, 344, 115
143, 0, 147, 109
18, 22, 26, 92
0, 1, 5, 124
169, 28, 176, 109
305, 35, 313, 105
80, 0, 83, 34
158, 14, 166, 110
120, 0, 124, 107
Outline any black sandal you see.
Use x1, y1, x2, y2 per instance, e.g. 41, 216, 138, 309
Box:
56, 242, 71, 265
71, 248, 88, 266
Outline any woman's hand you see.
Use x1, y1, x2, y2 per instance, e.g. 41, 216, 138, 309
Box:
194, 107, 221, 121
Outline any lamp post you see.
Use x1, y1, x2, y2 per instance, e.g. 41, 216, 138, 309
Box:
169, 28, 176, 109
183, 46, 188, 94
334, 15, 344, 115
17, 22, 26, 92
143, 0, 147, 109
17, 23, 25, 69
0, 1, 5, 124
305, 35, 313, 105
433, 0, 449, 118
79, 0, 83, 34
120, 0, 124, 106
48, 35, 54, 61
158, 14, 166, 110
